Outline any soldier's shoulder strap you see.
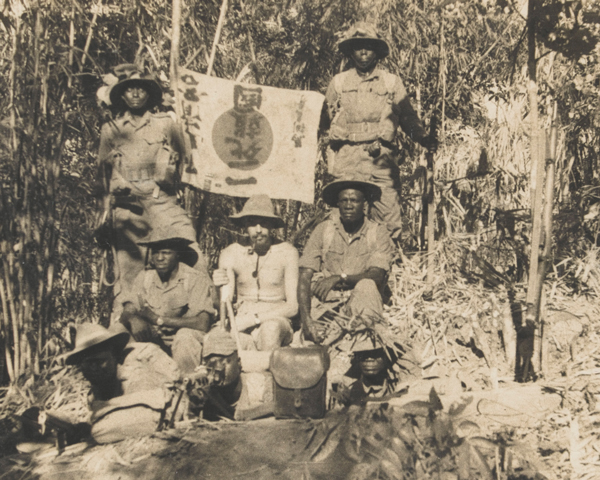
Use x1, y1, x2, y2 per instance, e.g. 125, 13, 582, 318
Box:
321, 219, 336, 261
365, 220, 379, 251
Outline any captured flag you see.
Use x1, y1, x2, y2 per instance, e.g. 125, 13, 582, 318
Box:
178, 68, 324, 204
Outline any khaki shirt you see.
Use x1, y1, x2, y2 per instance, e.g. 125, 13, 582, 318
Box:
299, 216, 394, 276
325, 67, 425, 143
98, 111, 185, 195
126, 262, 216, 319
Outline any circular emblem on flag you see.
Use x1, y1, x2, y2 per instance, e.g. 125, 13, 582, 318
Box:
212, 85, 273, 170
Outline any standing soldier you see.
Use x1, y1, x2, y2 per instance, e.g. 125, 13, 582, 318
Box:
96, 64, 208, 319
325, 23, 437, 241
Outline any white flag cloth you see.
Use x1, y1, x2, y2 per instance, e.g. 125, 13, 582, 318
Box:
178, 68, 324, 204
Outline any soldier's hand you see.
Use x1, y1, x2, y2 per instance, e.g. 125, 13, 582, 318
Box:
420, 135, 439, 153
302, 317, 322, 345
313, 275, 341, 302
129, 317, 153, 342
212, 268, 229, 287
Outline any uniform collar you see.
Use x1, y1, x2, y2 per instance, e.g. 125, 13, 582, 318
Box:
361, 378, 389, 397
333, 214, 370, 244
121, 110, 152, 129
347, 67, 383, 85
150, 263, 187, 291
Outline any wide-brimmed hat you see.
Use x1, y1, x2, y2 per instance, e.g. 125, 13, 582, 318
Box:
322, 178, 382, 207
64, 323, 130, 365
203, 328, 238, 358
229, 194, 284, 229
109, 64, 163, 110
338, 22, 390, 59
137, 225, 198, 267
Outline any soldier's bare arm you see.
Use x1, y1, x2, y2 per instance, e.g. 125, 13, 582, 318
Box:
298, 267, 321, 344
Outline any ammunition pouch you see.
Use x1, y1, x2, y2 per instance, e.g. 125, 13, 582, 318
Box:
330, 121, 395, 144
153, 145, 179, 186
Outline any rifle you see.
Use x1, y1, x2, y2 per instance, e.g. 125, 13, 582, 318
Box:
17, 407, 90, 453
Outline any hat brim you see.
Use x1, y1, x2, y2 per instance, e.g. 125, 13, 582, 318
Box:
322, 180, 382, 207
64, 331, 130, 366
229, 213, 285, 229
109, 78, 163, 109
137, 238, 199, 268
339, 38, 389, 59
137, 237, 194, 247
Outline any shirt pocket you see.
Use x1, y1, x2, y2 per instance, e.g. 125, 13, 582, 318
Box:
324, 245, 345, 274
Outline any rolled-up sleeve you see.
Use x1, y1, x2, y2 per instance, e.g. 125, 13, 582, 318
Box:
299, 223, 325, 272
186, 272, 216, 317
367, 224, 395, 272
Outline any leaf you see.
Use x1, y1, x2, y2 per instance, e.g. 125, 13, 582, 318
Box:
457, 442, 471, 480
380, 459, 404, 480
310, 422, 342, 463
429, 387, 444, 411
448, 396, 473, 417
470, 444, 493, 480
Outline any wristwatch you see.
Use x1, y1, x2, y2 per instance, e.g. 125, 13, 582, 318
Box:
156, 317, 164, 326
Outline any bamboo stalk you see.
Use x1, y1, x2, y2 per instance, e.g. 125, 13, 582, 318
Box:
170, 0, 183, 117
206, 0, 229, 77
4, 260, 20, 379
0, 265, 15, 382
81, 0, 101, 67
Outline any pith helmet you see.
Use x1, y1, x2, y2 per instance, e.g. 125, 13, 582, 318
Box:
109, 64, 163, 110
338, 22, 390, 59
64, 323, 130, 365
229, 194, 285, 229
322, 178, 382, 207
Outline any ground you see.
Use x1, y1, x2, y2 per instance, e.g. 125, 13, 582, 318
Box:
1, 256, 600, 479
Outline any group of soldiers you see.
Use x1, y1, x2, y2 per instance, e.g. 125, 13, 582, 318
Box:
65, 23, 436, 442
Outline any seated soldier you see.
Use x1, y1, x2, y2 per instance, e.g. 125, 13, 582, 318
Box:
119, 226, 215, 374
298, 179, 395, 343
343, 336, 397, 406
213, 194, 297, 351
65, 323, 181, 443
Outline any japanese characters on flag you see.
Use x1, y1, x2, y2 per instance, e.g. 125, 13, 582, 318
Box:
178, 68, 324, 204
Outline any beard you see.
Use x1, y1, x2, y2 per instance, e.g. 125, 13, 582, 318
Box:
250, 234, 271, 255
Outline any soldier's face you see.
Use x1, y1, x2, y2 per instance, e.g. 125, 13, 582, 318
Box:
151, 248, 179, 277
122, 86, 149, 110
351, 44, 377, 73
205, 353, 241, 387
245, 217, 275, 254
355, 348, 388, 379
338, 189, 366, 224
79, 349, 118, 386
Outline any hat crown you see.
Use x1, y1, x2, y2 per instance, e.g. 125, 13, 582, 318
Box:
229, 194, 284, 228
343, 22, 382, 42
138, 224, 192, 247
73, 324, 116, 352
240, 194, 276, 217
